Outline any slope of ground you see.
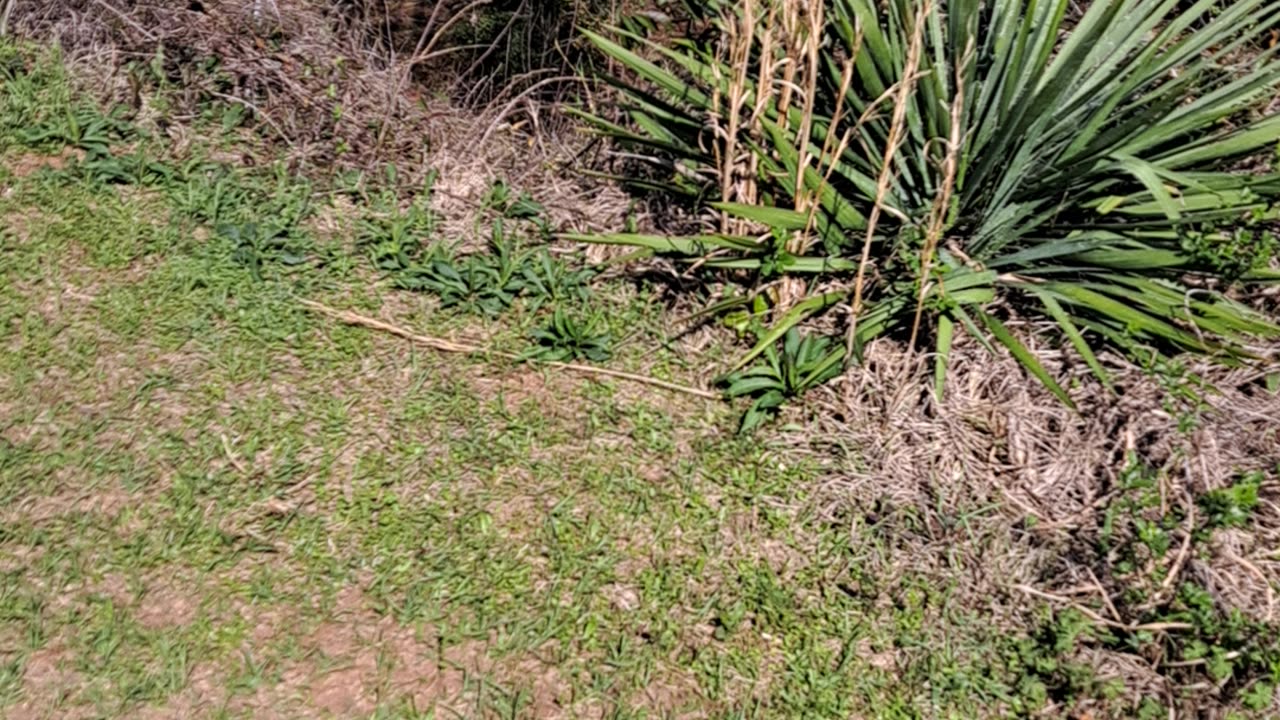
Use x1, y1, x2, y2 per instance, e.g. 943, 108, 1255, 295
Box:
0, 78, 1031, 720
1, 39, 1277, 720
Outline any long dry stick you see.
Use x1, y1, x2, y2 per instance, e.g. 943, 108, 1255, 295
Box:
88, 0, 158, 41
1015, 585, 1195, 633
845, 1, 932, 360
300, 300, 720, 400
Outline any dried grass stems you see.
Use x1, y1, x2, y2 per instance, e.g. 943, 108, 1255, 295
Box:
778, 0, 824, 306
908, 35, 973, 351
846, 0, 930, 360
6, 0, 596, 180
300, 299, 720, 399
8, 0, 634, 248
688, 0, 956, 336
426, 105, 634, 251
710, 0, 757, 236
8, 0, 427, 169
705, 0, 853, 308
798, 332, 1280, 686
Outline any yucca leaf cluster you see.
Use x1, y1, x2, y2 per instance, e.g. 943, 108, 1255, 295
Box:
572, 0, 1280, 404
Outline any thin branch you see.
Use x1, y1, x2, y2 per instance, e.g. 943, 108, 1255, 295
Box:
1160, 488, 1196, 592
1223, 548, 1276, 623
451, 0, 528, 95
1162, 650, 1242, 669
846, 0, 932, 361
478, 75, 590, 146
1015, 584, 1194, 633
299, 299, 721, 400
1085, 566, 1122, 624
417, 0, 497, 62
801, 33, 863, 253
909, 36, 974, 350
87, 0, 157, 42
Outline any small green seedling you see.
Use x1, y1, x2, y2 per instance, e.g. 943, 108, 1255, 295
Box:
721, 328, 844, 433
525, 309, 612, 363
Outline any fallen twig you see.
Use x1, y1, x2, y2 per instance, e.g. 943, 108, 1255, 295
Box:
1161, 650, 1243, 669
299, 299, 721, 400
0, 0, 16, 37
1015, 584, 1194, 633
1160, 488, 1195, 592
88, 0, 157, 42
220, 433, 250, 475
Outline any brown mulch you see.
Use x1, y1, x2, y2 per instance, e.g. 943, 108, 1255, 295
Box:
805, 333, 1280, 715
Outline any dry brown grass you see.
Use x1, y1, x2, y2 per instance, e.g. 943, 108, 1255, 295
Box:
796, 331, 1280, 714
810, 330, 1280, 584
697, 0, 860, 309
8, 0, 438, 168
5, 1, 623, 193
4, 0, 640, 256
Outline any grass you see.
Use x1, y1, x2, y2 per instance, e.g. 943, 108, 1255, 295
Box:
0, 39, 1276, 719
0, 193, 994, 718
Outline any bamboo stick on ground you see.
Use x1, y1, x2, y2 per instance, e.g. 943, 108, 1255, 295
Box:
299, 299, 721, 400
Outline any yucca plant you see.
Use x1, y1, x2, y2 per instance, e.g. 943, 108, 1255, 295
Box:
570, 0, 1280, 404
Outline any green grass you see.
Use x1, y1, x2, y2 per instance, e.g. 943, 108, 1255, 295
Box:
0, 84, 1023, 720
0, 39, 1275, 719
0, 193, 1021, 718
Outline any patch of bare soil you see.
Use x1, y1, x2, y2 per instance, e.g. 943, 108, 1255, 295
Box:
131, 584, 581, 719
1, 484, 133, 526
6, 644, 88, 720
132, 571, 203, 631
128, 662, 234, 720
3, 149, 84, 183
